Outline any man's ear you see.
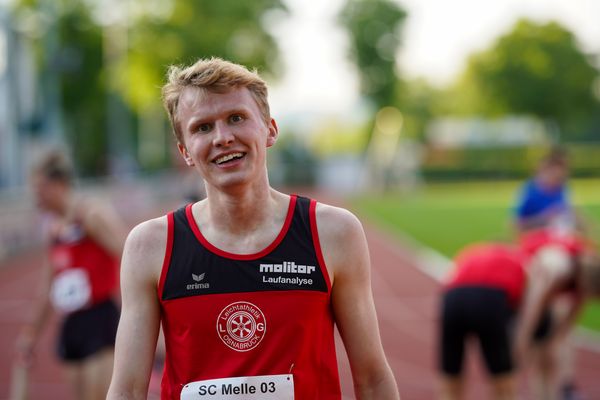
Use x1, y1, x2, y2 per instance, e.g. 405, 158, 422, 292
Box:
177, 142, 195, 166
266, 118, 279, 148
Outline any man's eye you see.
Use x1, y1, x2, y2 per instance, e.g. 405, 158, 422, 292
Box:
198, 123, 212, 132
230, 114, 243, 123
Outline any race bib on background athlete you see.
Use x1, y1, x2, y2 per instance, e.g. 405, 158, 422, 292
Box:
50, 268, 91, 313
180, 375, 294, 400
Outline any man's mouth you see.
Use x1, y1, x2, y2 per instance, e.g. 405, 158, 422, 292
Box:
214, 152, 245, 165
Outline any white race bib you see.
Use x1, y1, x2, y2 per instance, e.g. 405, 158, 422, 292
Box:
181, 374, 294, 400
50, 268, 91, 313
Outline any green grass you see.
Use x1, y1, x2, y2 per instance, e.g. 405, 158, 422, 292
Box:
351, 178, 600, 332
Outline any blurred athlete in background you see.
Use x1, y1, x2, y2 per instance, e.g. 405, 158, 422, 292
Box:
14, 149, 127, 400
514, 147, 592, 399
514, 147, 584, 235
438, 228, 600, 400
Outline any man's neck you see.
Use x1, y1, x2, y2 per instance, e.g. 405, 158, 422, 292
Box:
200, 181, 287, 237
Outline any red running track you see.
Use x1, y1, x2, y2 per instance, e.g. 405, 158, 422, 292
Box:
1, 204, 600, 399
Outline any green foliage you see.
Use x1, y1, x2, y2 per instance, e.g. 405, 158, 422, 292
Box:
12, 0, 110, 174
269, 132, 318, 186
309, 118, 369, 157
422, 144, 600, 180
339, 0, 407, 110
395, 78, 441, 139
13, 0, 286, 176
126, 0, 286, 113
445, 19, 600, 139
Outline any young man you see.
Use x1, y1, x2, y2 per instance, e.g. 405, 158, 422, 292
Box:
438, 229, 600, 400
107, 58, 399, 399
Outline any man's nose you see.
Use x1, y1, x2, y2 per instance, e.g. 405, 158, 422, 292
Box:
213, 121, 235, 147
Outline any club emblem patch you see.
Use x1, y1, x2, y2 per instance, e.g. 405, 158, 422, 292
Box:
217, 301, 266, 352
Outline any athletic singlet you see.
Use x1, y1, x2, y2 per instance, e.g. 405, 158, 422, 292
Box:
158, 195, 341, 400
519, 228, 587, 294
445, 244, 526, 308
519, 228, 586, 259
49, 220, 119, 313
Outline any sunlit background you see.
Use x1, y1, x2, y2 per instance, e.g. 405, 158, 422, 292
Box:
1, 0, 599, 187
1, 0, 599, 398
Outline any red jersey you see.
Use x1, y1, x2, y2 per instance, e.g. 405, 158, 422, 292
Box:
158, 196, 341, 400
446, 243, 526, 308
49, 220, 119, 313
519, 228, 586, 260
518, 228, 588, 295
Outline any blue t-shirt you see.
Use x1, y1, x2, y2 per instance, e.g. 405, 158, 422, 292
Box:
514, 179, 571, 226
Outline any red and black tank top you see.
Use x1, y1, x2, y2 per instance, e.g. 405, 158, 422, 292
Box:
158, 195, 341, 400
49, 220, 119, 313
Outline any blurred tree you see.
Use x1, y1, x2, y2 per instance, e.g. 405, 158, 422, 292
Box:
123, 0, 285, 114
13, 1, 108, 174
12, 0, 286, 175
395, 78, 441, 140
338, 0, 406, 112
446, 19, 599, 141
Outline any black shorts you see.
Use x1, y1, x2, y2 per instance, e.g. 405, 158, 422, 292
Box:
57, 298, 120, 362
439, 286, 515, 376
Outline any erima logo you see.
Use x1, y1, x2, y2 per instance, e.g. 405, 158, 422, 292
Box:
187, 273, 210, 290
193, 273, 205, 282
259, 261, 316, 274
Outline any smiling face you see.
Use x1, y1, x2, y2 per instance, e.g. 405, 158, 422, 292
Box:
176, 86, 278, 191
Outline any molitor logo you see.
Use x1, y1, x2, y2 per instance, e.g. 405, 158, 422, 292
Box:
216, 301, 266, 352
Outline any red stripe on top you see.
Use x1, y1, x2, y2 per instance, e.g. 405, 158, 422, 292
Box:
185, 195, 297, 261
309, 199, 333, 292
157, 212, 175, 298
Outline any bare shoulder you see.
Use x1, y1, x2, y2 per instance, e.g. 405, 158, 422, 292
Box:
315, 202, 369, 279
121, 216, 169, 282
315, 202, 365, 243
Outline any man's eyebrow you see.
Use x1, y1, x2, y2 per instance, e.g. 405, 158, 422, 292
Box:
223, 107, 251, 115
185, 107, 251, 128
185, 116, 209, 130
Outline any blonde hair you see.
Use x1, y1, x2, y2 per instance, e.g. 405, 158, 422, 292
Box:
161, 57, 270, 143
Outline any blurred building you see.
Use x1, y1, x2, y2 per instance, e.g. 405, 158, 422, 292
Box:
425, 116, 549, 149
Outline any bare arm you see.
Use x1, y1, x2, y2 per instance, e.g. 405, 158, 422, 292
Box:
549, 294, 584, 344
317, 204, 400, 400
514, 245, 573, 362
81, 199, 128, 258
107, 218, 166, 399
